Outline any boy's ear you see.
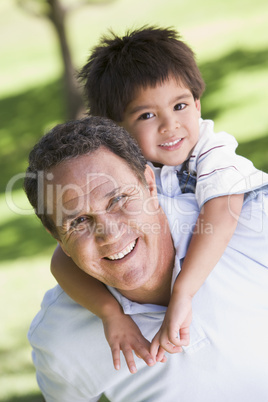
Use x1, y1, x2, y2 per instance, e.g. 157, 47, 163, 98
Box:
195, 99, 201, 115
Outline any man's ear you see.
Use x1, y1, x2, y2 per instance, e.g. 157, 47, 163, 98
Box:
44, 227, 71, 257
144, 164, 157, 196
144, 164, 160, 211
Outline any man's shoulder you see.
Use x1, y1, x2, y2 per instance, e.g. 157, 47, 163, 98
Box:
28, 285, 97, 346
28, 285, 64, 339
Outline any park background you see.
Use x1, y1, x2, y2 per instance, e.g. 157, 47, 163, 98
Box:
0, 0, 268, 401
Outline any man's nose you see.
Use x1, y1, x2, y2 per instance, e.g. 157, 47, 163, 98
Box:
93, 214, 125, 244
159, 112, 180, 134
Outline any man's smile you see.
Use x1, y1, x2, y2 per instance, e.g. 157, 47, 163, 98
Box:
105, 239, 138, 261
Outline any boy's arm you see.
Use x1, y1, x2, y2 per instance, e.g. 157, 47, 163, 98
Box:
51, 245, 157, 373
151, 193, 244, 359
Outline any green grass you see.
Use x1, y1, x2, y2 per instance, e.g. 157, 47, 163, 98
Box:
0, 256, 56, 402
1, 0, 268, 400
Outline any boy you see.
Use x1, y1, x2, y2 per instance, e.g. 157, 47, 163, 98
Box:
51, 26, 268, 373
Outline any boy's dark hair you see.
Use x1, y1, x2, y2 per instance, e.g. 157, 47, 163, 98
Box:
79, 26, 205, 121
24, 116, 147, 238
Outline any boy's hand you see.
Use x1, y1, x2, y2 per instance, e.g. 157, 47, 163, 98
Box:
150, 295, 192, 362
102, 313, 166, 374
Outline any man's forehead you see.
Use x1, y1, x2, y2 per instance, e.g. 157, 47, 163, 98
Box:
49, 171, 128, 206
49, 151, 126, 183
44, 151, 141, 214
49, 166, 135, 196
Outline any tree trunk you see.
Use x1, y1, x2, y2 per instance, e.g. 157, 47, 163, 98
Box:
47, 0, 85, 119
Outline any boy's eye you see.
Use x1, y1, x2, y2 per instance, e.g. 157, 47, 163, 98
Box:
174, 103, 186, 111
138, 112, 154, 120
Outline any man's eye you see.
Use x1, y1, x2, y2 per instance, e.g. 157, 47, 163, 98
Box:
138, 112, 154, 120
108, 195, 127, 210
174, 103, 186, 111
70, 216, 87, 229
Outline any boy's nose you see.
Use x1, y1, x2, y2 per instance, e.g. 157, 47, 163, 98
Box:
159, 113, 180, 134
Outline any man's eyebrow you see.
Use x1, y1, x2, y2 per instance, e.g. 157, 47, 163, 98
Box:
127, 93, 193, 115
61, 211, 81, 226
104, 187, 122, 198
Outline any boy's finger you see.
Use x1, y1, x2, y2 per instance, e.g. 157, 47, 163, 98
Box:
159, 354, 168, 363
156, 346, 166, 362
111, 346, 121, 371
177, 327, 190, 346
168, 327, 190, 347
158, 342, 183, 355
134, 346, 155, 366
122, 347, 137, 374
150, 334, 161, 358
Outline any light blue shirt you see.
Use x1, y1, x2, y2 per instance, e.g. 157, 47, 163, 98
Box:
28, 190, 268, 402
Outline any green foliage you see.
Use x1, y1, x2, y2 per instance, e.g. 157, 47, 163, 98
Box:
200, 48, 268, 172
0, 79, 65, 193
3, 395, 44, 402
16, 0, 50, 17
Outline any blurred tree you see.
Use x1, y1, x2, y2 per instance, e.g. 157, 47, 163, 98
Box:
16, 0, 116, 119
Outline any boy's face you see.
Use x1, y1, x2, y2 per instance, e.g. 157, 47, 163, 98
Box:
120, 77, 201, 167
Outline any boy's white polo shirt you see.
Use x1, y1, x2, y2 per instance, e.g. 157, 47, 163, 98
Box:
151, 118, 268, 207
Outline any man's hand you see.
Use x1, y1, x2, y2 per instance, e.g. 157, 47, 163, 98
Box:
150, 295, 192, 362
102, 313, 166, 374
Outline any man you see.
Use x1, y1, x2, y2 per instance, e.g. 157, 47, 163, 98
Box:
25, 116, 268, 402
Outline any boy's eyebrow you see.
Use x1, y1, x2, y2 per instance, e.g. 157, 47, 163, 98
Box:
127, 93, 193, 115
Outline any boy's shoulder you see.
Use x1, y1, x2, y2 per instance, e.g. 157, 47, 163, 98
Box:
197, 118, 238, 149
190, 118, 238, 165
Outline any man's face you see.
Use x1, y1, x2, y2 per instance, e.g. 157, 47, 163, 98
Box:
121, 77, 201, 167
46, 148, 166, 293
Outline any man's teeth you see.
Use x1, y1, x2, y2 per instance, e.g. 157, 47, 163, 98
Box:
160, 138, 181, 147
107, 240, 136, 261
